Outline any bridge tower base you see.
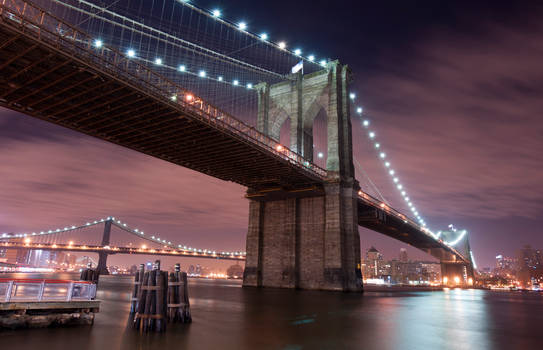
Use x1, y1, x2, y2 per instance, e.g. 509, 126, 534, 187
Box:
441, 262, 474, 287
243, 180, 362, 292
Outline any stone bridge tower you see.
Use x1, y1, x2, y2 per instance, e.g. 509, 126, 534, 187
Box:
243, 61, 363, 292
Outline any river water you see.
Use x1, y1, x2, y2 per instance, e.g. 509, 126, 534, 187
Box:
1, 273, 543, 349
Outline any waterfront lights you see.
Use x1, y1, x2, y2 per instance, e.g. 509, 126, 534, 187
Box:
178, 65, 186, 72
308, 55, 315, 61
349, 92, 356, 100
278, 41, 286, 49
217, 76, 223, 81
357, 107, 363, 114
233, 79, 239, 86
294, 48, 302, 56
276, 144, 284, 151
199, 70, 206, 77
155, 58, 163, 65
126, 49, 135, 58
94, 39, 103, 48
363, 120, 369, 127
379, 152, 386, 158
369, 132, 375, 138
171, 95, 177, 101
185, 94, 193, 101
260, 33, 268, 40
318, 152, 324, 158
211, 9, 221, 18
238, 22, 247, 30
454, 276, 460, 284
320, 59, 327, 67
246, 83, 253, 89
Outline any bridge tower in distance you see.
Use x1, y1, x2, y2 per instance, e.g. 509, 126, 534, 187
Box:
438, 229, 475, 286
243, 61, 362, 292
96, 218, 112, 275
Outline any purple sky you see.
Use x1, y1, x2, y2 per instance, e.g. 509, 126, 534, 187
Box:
1, 1, 543, 269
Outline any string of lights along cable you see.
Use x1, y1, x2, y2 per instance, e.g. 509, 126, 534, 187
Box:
41, 0, 330, 126
0, 217, 246, 257
349, 96, 471, 249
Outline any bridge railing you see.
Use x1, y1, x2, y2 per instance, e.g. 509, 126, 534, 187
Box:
0, 0, 327, 180
0, 278, 96, 302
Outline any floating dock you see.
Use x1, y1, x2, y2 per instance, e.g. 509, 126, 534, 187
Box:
0, 278, 100, 329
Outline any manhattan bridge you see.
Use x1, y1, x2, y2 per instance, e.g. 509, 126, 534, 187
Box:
0, 0, 476, 291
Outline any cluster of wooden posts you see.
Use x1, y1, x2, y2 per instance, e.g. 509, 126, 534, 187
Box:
132, 262, 191, 333
79, 265, 99, 284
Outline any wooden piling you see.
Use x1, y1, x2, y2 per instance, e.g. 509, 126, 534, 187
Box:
132, 261, 191, 333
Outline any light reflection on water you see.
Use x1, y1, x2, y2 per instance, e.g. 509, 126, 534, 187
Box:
0, 273, 542, 349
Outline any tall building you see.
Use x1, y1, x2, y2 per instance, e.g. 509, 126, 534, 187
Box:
364, 247, 383, 279
399, 248, 408, 263
516, 245, 543, 286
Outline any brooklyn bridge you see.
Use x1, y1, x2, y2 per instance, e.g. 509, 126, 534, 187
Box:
0, 0, 476, 291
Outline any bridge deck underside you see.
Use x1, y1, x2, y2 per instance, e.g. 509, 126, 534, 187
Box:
357, 200, 469, 263
0, 21, 320, 190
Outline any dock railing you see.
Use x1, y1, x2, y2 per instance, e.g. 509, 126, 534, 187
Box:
0, 279, 97, 302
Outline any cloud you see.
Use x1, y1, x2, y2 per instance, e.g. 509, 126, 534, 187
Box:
0, 114, 248, 252
353, 19, 543, 220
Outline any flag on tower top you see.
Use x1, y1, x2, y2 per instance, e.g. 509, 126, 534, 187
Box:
291, 60, 303, 74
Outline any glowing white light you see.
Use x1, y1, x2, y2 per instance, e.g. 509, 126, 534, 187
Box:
320, 59, 327, 67
446, 230, 468, 246
349, 93, 356, 100
212, 9, 221, 18
278, 41, 286, 49
238, 22, 247, 30
233, 80, 239, 86
94, 39, 103, 48
218, 76, 223, 81
178, 65, 186, 72
318, 152, 324, 158
379, 152, 386, 158
357, 107, 363, 114
308, 55, 315, 61
247, 83, 253, 89
363, 120, 369, 127
127, 49, 136, 58
260, 33, 268, 40
369, 132, 375, 138
389, 170, 395, 175
375, 143, 380, 148
199, 70, 206, 77
385, 162, 390, 167
393, 177, 399, 183
294, 48, 302, 56
171, 95, 177, 101
470, 250, 478, 269
397, 184, 403, 190
155, 58, 162, 65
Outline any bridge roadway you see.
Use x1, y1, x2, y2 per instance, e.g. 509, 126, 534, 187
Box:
0, 1, 469, 266
1, 242, 245, 261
